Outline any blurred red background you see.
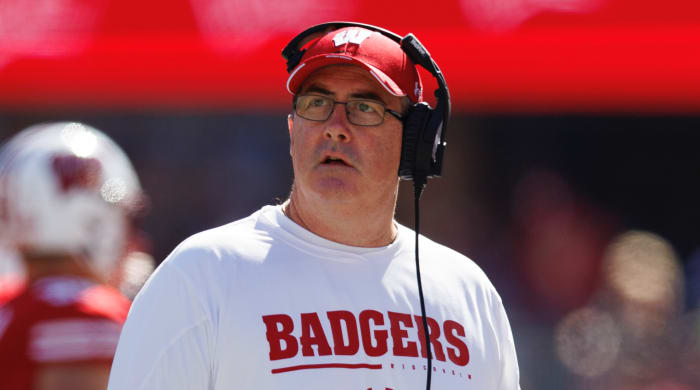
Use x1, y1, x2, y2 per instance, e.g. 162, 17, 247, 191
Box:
1, 0, 699, 112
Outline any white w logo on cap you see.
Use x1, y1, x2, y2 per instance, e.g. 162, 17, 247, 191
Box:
333, 29, 372, 46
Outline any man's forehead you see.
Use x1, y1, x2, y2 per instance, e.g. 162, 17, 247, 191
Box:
298, 64, 391, 98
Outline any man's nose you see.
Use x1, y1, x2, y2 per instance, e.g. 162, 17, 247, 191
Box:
324, 103, 351, 142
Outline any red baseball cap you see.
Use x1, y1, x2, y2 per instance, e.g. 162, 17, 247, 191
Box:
286, 26, 424, 103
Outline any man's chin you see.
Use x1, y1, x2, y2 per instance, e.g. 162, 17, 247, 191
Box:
311, 179, 359, 202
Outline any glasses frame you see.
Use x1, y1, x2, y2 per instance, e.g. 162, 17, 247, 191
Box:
293, 94, 403, 127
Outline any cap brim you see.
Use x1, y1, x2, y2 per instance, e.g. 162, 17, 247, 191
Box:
286, 54, 407, 98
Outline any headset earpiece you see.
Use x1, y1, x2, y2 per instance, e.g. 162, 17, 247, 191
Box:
399, 102, 431, 180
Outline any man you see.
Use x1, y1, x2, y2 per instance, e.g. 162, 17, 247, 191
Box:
108, 23, 520, 389
0, 122, 147, 390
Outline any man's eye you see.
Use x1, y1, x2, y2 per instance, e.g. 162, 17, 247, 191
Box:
310, 98, 327, 107
357, 102, 376, 113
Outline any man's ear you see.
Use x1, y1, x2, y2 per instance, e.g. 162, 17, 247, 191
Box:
287, 114, 294, 156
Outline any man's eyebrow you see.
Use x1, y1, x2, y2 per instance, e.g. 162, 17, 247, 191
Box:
301, 85, 334, 96
301, 84, 388, 105
349, 91, 385, 104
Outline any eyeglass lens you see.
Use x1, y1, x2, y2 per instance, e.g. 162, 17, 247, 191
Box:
295, 95, 387, 126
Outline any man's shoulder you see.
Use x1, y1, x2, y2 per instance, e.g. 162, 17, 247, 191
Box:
161, 205, 279, 271
406, 229, 496, 292
182, 206, 274, 248
424, 239, 486, 271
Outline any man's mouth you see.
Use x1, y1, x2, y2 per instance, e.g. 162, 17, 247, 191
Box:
322, 156, 349, 166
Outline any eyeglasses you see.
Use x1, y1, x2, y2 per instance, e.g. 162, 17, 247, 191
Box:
294, 95, 403, 126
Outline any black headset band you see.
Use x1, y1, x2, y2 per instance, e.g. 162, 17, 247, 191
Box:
282, 22, 402, 72
283, 22, 443, 85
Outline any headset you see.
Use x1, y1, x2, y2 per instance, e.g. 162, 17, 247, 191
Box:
282, 21, 451, 189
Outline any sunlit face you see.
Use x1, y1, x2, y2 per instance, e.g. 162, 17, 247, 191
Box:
288, 65, 404, 206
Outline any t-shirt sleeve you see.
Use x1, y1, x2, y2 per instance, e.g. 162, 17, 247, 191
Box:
107, 255, 213, 390
493, 295, 521, 390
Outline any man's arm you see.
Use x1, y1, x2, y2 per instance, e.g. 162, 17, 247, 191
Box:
108, 255, 213, 390
494, 296, 521, 390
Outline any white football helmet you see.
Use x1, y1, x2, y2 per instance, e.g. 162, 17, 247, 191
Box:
0, 122, 144, 280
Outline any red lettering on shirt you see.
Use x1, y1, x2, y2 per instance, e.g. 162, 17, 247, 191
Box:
262, 310, 470, 370
262, 314, 298, 360
387, 311, 418, 358
359, 310, 388, 357
300, 312, 332, 356
327, 310, 359, 355
444, 320, 470, 366
413, 315, 446, 362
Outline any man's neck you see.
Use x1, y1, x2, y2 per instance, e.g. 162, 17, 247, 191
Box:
23, 253, 102, 284
283, 190, 398, 248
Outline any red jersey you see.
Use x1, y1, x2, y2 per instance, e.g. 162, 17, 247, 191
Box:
0, 276, 131, 390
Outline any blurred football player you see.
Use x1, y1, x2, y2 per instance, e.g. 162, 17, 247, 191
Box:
0, 122, 149, 390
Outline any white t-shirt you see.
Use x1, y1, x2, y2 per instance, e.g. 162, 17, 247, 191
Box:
108, 205, 520, 390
